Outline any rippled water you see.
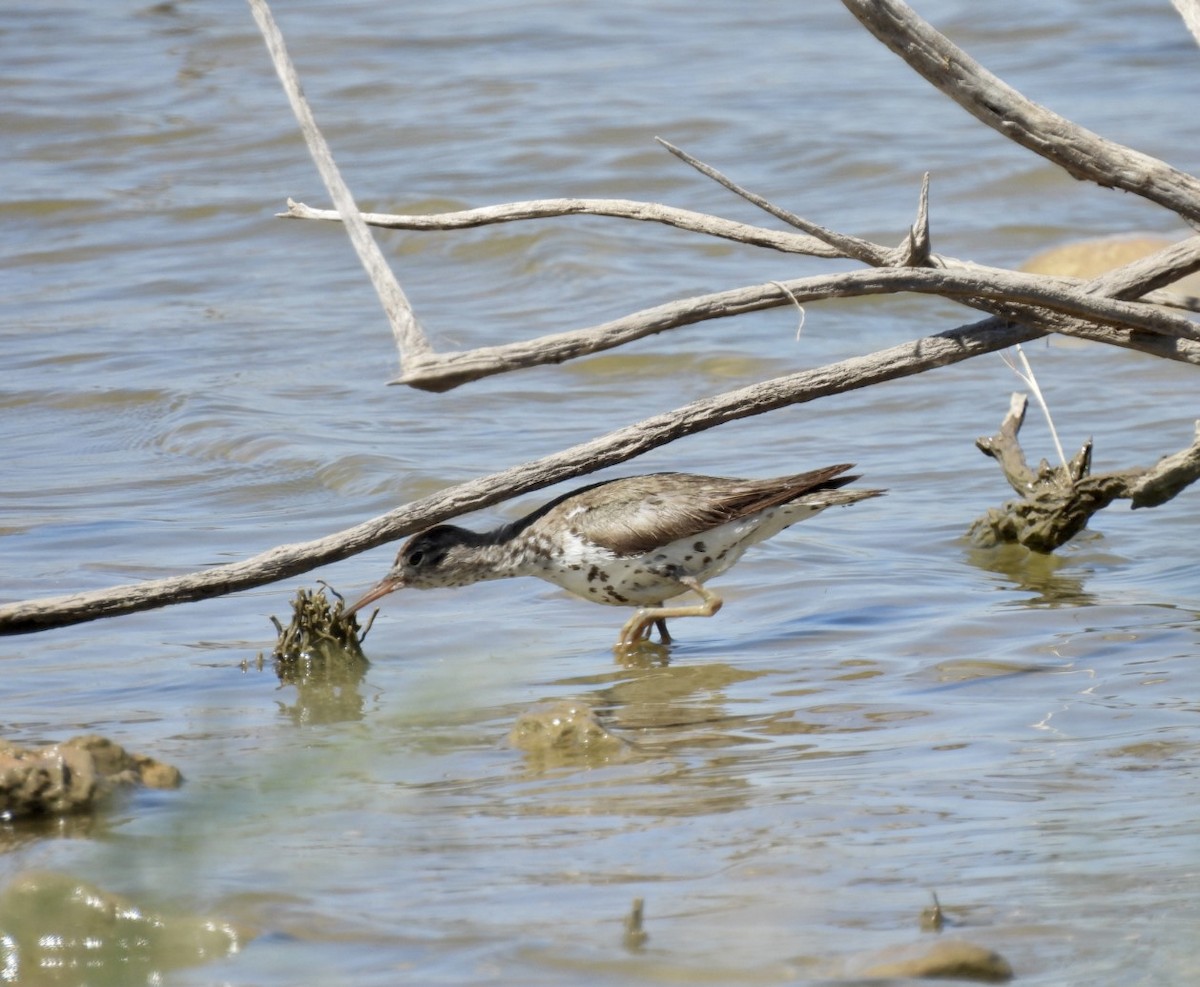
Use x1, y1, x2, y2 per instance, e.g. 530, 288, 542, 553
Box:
3, 1, 1200, 984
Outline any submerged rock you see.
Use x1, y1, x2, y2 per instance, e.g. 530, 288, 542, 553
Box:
510, 700, 628, 768
860, 939, 1013, 982
0, 734, 181, 819
1021, 234, 1200, 297
0, 870, 244, 984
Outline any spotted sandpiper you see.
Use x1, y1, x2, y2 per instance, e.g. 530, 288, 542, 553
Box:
346, 464, 882, 646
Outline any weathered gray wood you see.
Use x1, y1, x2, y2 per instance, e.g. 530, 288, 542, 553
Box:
655, 138, 896, 267
841, 0, 1200, 224
284, 198, 1200, 315
282, 197, 842, 257
971, 396, 1200, 551
390, 241, 1200, 392
248, 0, 430, 358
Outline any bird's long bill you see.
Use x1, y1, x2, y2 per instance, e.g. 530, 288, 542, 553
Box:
345, 576, 403, 616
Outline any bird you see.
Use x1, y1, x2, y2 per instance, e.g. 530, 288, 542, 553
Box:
346, 464, 883, 646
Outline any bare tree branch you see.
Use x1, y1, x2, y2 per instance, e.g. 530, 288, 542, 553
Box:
1130, 425, 1200, 508
281, 197, 843, 257
654, 138, 896, 266
5, 224, 1199, 635
389, 236, 1200, 392
1172, 0, 1200, 47
247, 0, 432, 358
284, 197, 1200, 314
971, 395, 1200, 551
841, 0, 1200, 226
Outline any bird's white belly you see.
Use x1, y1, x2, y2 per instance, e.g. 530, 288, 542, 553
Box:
538, 551, 695, 607
530, 506, 818, 607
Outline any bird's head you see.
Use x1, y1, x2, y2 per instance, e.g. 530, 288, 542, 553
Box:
345, 525, 482, 614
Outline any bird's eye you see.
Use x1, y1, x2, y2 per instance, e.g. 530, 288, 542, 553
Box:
407, 550, 425, 567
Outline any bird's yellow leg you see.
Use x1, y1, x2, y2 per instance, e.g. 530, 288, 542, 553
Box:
617, 577, 723, 646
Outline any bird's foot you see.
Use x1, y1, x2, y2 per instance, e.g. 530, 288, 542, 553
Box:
617, 610, 666, 647
614, 579, 721, 648
613, 613, 670, 665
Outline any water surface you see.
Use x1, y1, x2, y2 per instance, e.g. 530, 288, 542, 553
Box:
2, 1, 1199, 983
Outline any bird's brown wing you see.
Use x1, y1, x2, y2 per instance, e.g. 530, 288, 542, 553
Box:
533, 465, 860, 558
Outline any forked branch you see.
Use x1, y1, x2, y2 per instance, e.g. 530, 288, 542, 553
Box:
266, 0, 1200, 390
971, 394, 1200, 551
247, 0, 432, 362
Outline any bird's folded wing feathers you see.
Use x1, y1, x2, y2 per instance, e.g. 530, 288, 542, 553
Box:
555, 465, 860, 557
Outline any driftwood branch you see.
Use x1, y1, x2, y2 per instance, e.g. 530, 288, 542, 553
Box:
970, 394, 1200, 551
281, 197, 843, 257
1173, 0, 1200, 46
1129, 427, 1200, 508
282, 197, 1200, 317
247, 0, 431, 359
974, 393, 1092, 497
262, 0, 1200, 392
378, 233, 1200, 392
655, 137, 897, 267
396, 237, 1200, 390
841, 0, 1200, 226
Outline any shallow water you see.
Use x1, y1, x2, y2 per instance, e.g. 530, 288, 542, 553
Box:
3, 1, 1200, 984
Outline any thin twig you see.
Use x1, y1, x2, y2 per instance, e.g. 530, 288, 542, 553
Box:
655, 137, 892, 266
246, 0, 431, 359
999, 345, 1068, 472
767, 281, 807, 340
281, 197, 844, 257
